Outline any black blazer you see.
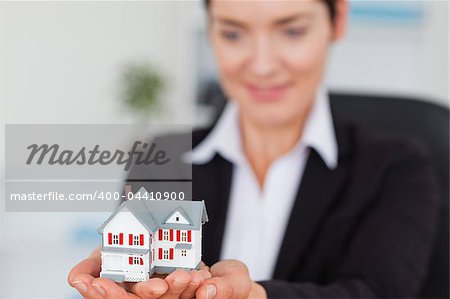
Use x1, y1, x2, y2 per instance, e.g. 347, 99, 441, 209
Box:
191, 113, 439, 298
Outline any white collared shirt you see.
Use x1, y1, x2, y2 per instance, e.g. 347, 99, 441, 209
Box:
190, 88, 338, 281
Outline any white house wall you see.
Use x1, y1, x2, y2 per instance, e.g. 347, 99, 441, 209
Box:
102, 207, 150, 250
154, 228, 199, 270
150, 234, 156, 265
154, 228, 178, 268
101, 252, 150, 277
124, 252, 150, 282
101, 206, 154, 282
194, 226, 202, 268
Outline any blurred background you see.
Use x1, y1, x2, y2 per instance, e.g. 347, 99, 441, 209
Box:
0, 1, 448, 298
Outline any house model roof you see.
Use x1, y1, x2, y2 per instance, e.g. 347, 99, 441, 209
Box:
98, 190, 209, 234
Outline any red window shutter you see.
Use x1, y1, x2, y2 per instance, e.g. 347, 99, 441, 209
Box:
129, 257, 133, 265
158, 229, 162, 241
169, 248, 173, 260
108, 233, 112, 245
176, 230, 180, 242
158, 248, 162, 259
187, 230, 192, 242
119, 233, 123, 245
140, 258, 143, 265
140, 234, 144, 246
129, 234, 133, 245
169, 229, 173, 241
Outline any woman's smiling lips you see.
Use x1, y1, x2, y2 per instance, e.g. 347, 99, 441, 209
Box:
245, 82, 292, 102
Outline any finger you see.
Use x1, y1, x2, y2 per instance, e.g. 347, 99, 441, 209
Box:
209, 259, 248, 278
69, 273, 104, 299
196, 278, 233, 299
68, 257, 102, 298
128, 277, 168, 299
180, 270, 212, 299
68, 257, 101, 284
199, 261, 210, 271
159, 269, 191, 299
198, 260, 252, 299
210, 260, 251, 298
91, 277, 141, 299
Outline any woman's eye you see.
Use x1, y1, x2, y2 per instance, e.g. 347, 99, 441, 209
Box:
220, 30, 241, 41
284, 27, 307, 38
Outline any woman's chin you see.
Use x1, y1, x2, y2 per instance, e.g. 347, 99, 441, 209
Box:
239, 97, 308, 129
247, 112, 298, 129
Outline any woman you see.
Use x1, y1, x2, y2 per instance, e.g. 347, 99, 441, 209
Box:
68, 0, 439, 298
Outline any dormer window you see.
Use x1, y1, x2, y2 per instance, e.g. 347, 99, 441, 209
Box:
163, 210, 192, 225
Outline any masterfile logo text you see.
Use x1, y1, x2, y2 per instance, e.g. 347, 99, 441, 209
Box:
26, 141, 170, 171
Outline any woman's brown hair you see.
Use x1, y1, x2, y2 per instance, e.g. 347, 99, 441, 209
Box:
204, 0, 337, 23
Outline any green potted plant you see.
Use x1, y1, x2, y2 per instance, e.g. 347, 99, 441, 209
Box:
122, 63, 165, 118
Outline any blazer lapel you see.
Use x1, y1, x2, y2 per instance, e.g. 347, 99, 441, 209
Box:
191, 114, 352, 274
192, 154, 233, 266
273, 117, 352, 279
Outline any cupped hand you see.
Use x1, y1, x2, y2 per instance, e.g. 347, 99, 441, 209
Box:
68, 247, 211, 299
195, 260, 267, 299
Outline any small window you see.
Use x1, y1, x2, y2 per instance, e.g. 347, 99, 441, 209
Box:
181, 231, 187, 242
176, 216, 179, 222
163, 230, 169, 241
133, 257, 140, 265
112, 234, 119, 245
163, 250, 169, 260
181, 250, 187, 257
133, 235, 140, 245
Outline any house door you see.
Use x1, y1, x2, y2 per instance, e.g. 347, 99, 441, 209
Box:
178, 249, 190, 267
104, 255, 122, 271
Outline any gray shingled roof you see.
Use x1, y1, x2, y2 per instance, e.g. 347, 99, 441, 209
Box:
98, 196, 208, 234
175, 244, 192, 249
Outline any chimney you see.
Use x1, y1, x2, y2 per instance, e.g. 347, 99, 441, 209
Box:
125, 184, 132, 201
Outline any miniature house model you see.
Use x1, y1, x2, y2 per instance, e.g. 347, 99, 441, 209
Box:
98, 186, 208, 282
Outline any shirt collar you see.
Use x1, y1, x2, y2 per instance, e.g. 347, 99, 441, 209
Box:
301, 87, 338, 169
190, 88, 338, 169
189, 100, 244, 165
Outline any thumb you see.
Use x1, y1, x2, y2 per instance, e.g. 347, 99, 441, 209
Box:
210, 259, 249, 278
196, 260, 251, 299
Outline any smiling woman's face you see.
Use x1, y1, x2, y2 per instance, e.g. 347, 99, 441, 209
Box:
209, 0, 345, 129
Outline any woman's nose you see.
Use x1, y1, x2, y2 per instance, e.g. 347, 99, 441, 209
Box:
247, 35, 278, 78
